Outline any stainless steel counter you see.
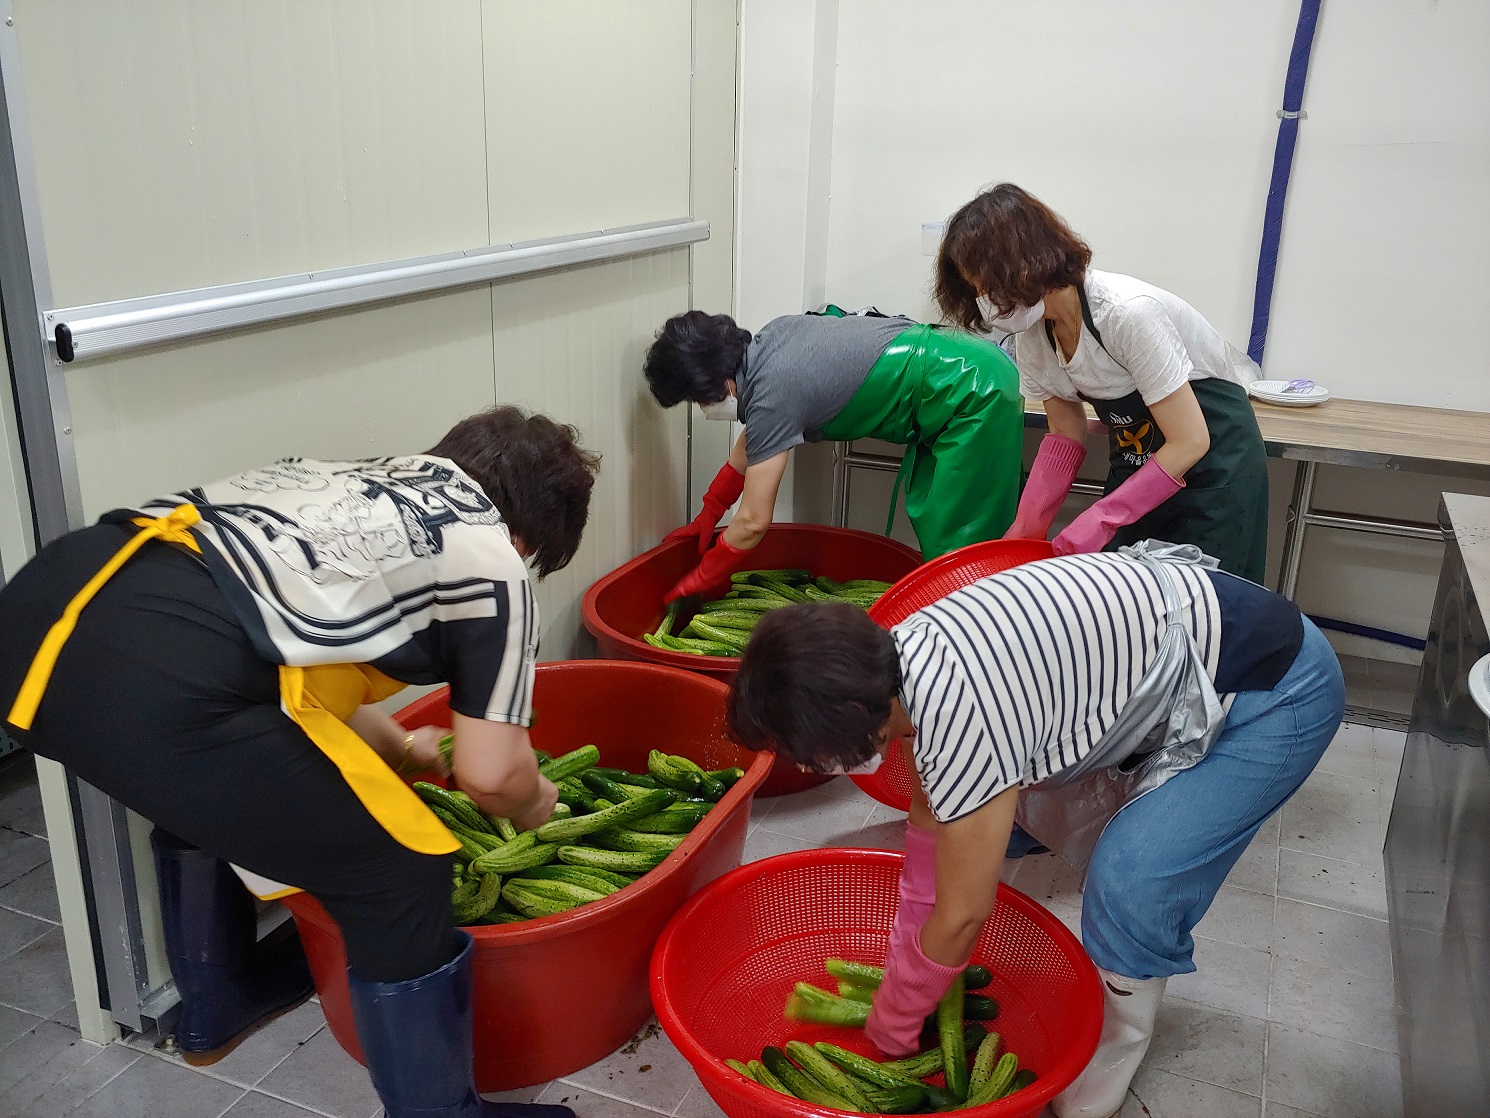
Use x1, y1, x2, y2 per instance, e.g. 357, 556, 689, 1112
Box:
1384, 492, 1490, 1115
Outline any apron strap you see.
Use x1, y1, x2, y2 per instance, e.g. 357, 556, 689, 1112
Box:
885, 445, 916, 537
7, 504, 203, 730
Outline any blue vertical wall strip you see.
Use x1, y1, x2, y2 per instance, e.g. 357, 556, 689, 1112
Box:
1248, 0, 1324, 365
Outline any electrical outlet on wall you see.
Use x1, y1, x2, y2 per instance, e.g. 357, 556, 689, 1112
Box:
921, 222, 945, 256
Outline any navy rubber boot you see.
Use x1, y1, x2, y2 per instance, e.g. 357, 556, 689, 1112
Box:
151, 828, 314, 1064
348, 931, 576, 1118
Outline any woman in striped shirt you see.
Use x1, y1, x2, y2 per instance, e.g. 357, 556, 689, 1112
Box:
729, 548, 1344, 1118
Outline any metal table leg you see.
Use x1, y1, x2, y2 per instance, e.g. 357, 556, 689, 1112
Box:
1278, 460, 1317, 600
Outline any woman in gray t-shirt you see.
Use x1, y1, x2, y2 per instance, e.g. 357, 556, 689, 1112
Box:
643, 307, 1024, 600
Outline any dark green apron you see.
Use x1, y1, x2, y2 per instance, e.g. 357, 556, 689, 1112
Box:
818, 322, 1023, 560
1066, 287, 1269, 582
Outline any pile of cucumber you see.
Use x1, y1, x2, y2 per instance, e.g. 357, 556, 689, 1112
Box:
727, 959, 1035, 1112
415, 746, 743, 925
645, 569, 894, 657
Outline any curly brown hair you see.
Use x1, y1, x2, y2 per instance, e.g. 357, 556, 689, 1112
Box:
934, 183, 1092, 332
428, 406, 600, 578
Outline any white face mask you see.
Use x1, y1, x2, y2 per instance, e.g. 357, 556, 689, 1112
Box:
980, 296, 1046, 335
699, 395, 738, 422
818, 752, 886, 777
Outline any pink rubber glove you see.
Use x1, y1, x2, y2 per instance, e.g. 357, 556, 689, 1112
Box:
664, 536, 751, 604
1003, 433, 1087, 540
866, 826, 958, 1057
664, 463, 745, 556
1052, 457, 1184, 556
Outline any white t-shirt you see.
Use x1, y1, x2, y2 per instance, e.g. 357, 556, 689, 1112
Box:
134, 455, 538, 726
1011, 270, 1258, 405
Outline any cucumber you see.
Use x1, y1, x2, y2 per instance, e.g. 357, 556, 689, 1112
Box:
966, 1031, 1002, 1101
628, 802, 710, 833
452, 872, 503, 925
750, 1059, 793, 1097
590, 827, 687, 854
825, 958, 884, 987
534, 788, 675, 844
557, 780, 600, 814
707, 767, 745, 790
480, 911, 528, 925
865, 1083, 925, 1113
698, 598, 778, 613
513, 865, 625, 896
469, 832, 560, 875
963, 964, 993, 990
760, 1047, 853, 1110
413, 782, 490, 834
683, 618, 750, 652
837, 981, 876, 1004
1005, 1068, 1037, 1096
648, 751, 728, 800
964, 994, 999, 1020
841, 579, 892, 592
920, 1084, 959, 1111
785, 1041, 875, 1112
538, 745, 600, 782
753, 577, 808, 603
939, 974, 969, 1100
593, 768, 664, 789
447, 791, 500, 835
814, 1044, 923, 1091
784, 983, 871, 1028
500, 879, 603, 918
735, 568, 813, 584
556, 846, 667, 873
883, 1048, 943, 1080
492, 816, 519, 842
580, 770, 635, 804
966, 1052, 1018, 1108
725, 1059, 756, 1081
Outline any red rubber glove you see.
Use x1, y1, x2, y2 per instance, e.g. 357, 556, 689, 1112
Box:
1052, 457, 1184, 557
1003, 433, 1087, 541
866, 826, 957, 1057
665, 463, 745, 556
664, 536, 751, 604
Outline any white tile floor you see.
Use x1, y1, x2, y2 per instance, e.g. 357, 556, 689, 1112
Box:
0, 718, 1407, 1118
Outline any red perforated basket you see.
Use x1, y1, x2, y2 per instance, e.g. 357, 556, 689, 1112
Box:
851, 540, 1056, 810
582, 525, 924, 797
283, 661, 772, 1092
651, 848, 1101, 1118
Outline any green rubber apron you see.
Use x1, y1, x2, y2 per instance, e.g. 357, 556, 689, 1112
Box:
818, 323, 1024, 560
1068, 286, 1270, 583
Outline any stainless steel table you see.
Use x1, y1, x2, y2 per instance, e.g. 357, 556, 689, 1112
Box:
1384, 491, 1490, 1114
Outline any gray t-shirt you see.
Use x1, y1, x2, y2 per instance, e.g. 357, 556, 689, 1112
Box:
737, 313, 913, 464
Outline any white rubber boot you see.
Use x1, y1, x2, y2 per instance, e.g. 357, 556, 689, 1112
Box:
1052, 968, 1167, 1118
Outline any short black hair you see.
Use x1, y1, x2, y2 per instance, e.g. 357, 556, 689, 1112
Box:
727, 602, 901, 771
428, 406, 600, 579
643, 310, 752, 408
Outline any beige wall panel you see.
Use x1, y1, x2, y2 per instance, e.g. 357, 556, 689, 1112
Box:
687, 0, 741, 505
0, 333, 32, 580
14, 0, 490, 307
66, 288, 498, 518
483, 0, 692, 244
487, 249, 691, 659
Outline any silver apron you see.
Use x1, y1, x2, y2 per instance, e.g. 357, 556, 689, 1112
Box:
1014, 541, 1230, 873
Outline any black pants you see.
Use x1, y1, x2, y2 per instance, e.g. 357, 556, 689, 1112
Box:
0, 524, 455, 983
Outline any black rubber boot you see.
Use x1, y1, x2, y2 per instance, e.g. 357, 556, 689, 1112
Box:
348, 930, 576, 1118
151, 828, 314, 1064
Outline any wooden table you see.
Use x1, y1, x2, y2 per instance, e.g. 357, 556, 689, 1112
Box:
1022, 396, 1490, 596
832, 395, 1490, 599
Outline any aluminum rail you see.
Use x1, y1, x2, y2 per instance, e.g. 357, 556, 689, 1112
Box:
43, 217, 710, 363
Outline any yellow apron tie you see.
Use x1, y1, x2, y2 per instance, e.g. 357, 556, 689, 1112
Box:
279, 663, 459, 858
7, 504, 203, 729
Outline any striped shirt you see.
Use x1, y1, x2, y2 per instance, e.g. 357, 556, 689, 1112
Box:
893, 552, 1222, 823
129, 455, 537, 726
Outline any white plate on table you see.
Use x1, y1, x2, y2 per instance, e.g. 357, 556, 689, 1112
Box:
1249, 379, 1330, 407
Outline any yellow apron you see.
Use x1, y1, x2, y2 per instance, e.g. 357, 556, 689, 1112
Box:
7, 505, 458, 900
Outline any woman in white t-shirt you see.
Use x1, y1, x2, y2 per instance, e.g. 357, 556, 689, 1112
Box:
935, 184, 1270, 582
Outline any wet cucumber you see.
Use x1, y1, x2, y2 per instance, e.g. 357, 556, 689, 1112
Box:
590, 827, 686, 854
470, 832, 560, 875
627, 802, 710, 833
533, 788, 674, 843
538, 745, 600, 782
556, 846, 666, 873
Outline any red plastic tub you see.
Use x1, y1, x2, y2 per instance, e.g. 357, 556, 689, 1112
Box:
582, 525, 924, 796
282, 661, 772, 1092
651, 848, 1102, 1118
852, 540, 1056, 811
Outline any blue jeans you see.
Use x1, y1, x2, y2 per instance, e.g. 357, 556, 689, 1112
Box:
1078, 618, 1344, 979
